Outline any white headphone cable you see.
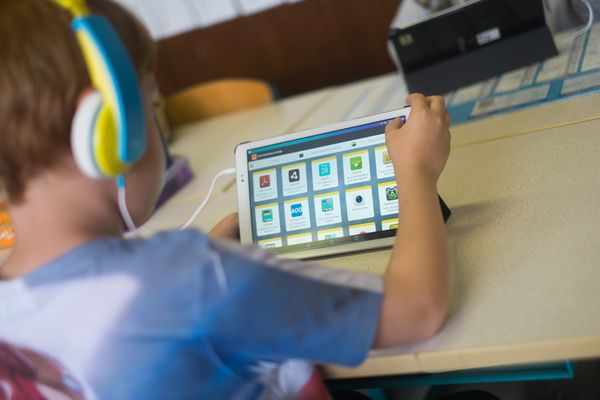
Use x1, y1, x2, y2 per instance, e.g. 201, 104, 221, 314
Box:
180, 167, 236, 231
560, 0, 594, 45
114, 168, 236, 235
117, 176, 139, 236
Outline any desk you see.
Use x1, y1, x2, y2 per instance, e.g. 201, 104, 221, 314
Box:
324, 99, 600, 378
144, 72, 600, 380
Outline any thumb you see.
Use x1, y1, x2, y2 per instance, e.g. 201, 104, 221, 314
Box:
384, 117, 405, 135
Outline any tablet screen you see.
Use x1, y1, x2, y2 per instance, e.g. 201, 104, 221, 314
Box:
246, 115, 407, 254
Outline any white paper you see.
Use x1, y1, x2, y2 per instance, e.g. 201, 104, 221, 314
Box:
449, 81, 484, 105
561, 70, 600, 96
191, 0, 238, 26
536, 52, 570, 83
147, 0, 196, 39
114, 0, 292, 39
495, 68, 529, 93
471, 84, 550, 117
582, 25, 600, 72
494, 65, 538, 93
236, 0, 284, 15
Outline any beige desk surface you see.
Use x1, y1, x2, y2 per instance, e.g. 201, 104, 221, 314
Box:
323, 102, 600, 378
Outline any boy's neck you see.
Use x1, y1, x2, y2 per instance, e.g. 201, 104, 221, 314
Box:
1, 164, 124, 280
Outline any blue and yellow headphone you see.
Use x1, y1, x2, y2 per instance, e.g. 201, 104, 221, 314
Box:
53, 0, 146, 180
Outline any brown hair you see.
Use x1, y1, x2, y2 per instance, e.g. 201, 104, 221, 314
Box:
0, 0, 156, 203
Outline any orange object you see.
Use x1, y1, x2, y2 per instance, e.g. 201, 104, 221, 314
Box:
165, 79, 274, 127
0, 205, 15, 248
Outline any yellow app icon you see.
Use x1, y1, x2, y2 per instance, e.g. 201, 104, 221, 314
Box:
382, 151, 392, 165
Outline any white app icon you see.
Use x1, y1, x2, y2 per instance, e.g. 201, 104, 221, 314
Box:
345, 186, 375, 221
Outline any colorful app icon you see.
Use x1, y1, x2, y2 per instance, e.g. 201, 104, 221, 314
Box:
353, 194, 365, 206
386, 186, 399, 201
319, 162, 331, 177
350, 156, 363, 171
382, 151, 392, 165
288, 168, 300, 182
321, 198, 334, 212
291, 203, 303, 218
261, 209, 273, 222
251, 154, 258, 161
259, 175, 270, 188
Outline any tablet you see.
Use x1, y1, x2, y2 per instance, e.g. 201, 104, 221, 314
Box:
235, 108, 451, 259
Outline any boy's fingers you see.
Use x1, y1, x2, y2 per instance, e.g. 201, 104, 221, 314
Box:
406, 93, 427, 110
385, 117, 404, 134
209, 213, 240, 240
427, 96, 446, 113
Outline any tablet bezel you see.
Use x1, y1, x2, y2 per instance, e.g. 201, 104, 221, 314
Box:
235, 108, 415, 260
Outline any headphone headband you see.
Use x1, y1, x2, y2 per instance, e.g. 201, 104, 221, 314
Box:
53, 0, 147, 178
53, 0, 89, 17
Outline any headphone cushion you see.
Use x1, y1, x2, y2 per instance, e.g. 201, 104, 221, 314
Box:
71, 91, 104, 178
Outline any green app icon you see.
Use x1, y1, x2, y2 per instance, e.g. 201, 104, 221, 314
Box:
386, 186, 399, 201
350, 156, 363, 171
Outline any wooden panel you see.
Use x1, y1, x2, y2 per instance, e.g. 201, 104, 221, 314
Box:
156, 0, 402, 98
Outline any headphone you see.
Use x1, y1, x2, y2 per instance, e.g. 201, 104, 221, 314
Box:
53, 0, 146, 181
53, 0, 235, 233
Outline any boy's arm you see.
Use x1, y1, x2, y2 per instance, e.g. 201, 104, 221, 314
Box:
374, 94, 451, 348
208, 213, 240, 240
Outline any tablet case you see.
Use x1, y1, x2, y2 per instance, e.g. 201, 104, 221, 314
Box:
389, 0, 558, 95
439, 195, 451, 223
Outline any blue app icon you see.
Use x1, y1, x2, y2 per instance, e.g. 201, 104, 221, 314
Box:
319, 162, 331, 177
291, 203, 303, 218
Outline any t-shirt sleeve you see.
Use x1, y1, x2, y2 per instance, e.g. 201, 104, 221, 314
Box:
200, 238, 384, 374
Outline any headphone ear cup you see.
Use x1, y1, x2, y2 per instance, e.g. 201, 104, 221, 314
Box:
71, 91, 104, 178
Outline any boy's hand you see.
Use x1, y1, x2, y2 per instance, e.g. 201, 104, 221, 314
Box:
208, 213, 240, 240
385, 93, 451, 185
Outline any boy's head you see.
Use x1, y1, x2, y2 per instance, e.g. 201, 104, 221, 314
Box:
0, 0, 164, 224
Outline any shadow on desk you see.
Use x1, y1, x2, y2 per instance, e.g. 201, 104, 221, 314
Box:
444, 199, 514, 334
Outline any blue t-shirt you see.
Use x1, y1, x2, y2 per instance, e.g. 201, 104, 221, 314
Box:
0, 230, 383, 399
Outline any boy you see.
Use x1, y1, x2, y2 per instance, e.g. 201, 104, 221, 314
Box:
0, 0, 451, 398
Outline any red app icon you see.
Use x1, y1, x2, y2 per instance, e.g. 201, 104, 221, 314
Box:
259, 175, 270, 188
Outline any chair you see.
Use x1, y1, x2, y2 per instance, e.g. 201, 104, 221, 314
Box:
164, 79, 275, 128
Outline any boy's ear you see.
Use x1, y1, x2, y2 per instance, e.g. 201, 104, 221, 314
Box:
76, 87, 98, 107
